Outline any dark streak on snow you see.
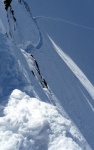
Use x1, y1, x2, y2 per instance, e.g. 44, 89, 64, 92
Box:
30, 54, 48, 89
4, 0, 12, 11
4, 0, 17, 38
4, 0, 16, 22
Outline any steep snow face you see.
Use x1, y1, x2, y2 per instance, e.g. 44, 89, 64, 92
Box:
0, 0, 40, 48
0, 31, 31, 97
0, 89, 91, 150
0, 33, 49, 102
0, 35, 16, 96
0, 1, 94, 149
0, 15, 48, 100
48, 36, 94, 101
30, 32, 94, 149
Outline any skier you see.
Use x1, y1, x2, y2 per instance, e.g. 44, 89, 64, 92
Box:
4, 0, 12, 10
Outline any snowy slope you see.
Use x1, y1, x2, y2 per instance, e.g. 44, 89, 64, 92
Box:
48, 36, 94, 101
0, 0, 50, 101
0, 89, 91, 150
0, 29, 45, 100
0, 0, 94, 149
29, 31, 94, 149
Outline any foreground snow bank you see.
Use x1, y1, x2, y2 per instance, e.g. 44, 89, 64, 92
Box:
0, 89, 91, 150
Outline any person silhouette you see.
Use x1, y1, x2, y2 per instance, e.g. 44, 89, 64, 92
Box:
4, 0, 12, 11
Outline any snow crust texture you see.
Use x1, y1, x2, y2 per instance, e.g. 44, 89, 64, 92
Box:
0, 89, 91, 150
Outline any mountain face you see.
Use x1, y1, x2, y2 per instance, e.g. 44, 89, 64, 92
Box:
0, 0, 94, 149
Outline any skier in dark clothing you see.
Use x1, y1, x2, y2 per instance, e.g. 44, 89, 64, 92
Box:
4, 0, 12, 10
4, 0, 16, 22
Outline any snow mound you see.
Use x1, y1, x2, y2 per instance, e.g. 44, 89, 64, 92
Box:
0, 89, 91, 150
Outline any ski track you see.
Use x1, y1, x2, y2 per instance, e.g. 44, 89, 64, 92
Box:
48, 36, 94, 102
21, 0, 43, 49
34, 16, 94, 31
79, 87, 94, 112
21, 49, 68, 118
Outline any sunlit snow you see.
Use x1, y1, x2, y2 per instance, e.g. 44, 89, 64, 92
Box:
48, 36, 94, 101
0, 89, 91, 150
0, 0, 94, 149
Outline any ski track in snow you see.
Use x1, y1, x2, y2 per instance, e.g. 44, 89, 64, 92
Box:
21, 49, 68, 118
48, 36, 94, 103
34, 16, 94, 31
19, 0, 43, 49
79, 87, 94, 112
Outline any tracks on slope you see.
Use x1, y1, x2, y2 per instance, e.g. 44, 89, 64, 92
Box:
48, 35, 94, 112
4, 0, 43, 49
21, 49, 68, 118
18, 0, 43, 49
34, 16, 94, 31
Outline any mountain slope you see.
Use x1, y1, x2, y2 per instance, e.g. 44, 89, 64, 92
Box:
0, 0, 94, 149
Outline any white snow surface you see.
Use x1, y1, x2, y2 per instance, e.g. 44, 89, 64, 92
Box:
0, 89, 91, 150
0, 1, 94, 149
48, 36, 94, 100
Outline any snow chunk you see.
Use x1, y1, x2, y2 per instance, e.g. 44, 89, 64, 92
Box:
10, 89, 26, 99
0, 90, 91, 150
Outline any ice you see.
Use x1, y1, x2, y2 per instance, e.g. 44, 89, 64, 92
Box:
0, 89, 91, 150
